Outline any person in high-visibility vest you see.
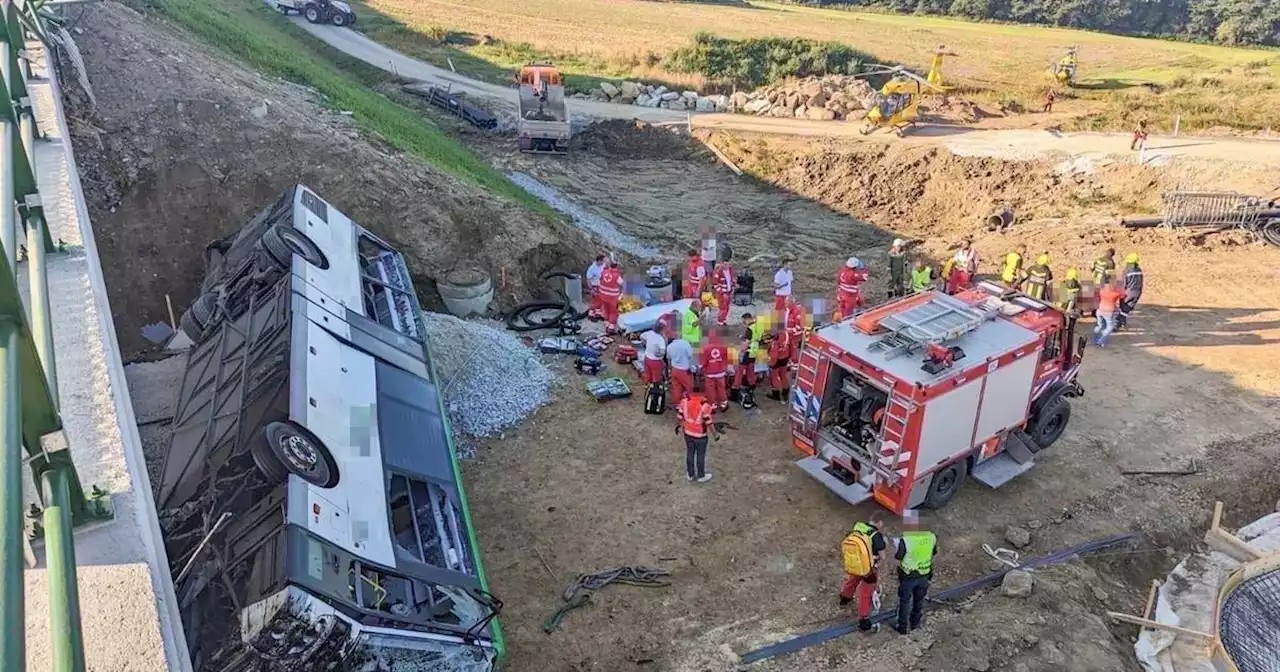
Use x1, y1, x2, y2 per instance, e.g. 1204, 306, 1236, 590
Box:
598, 259, 624, 332
1001, 244, 1026, 288
680, 299, 703, 348
910, 260, 935, 293
1024, 254, 1053, 301
1060, 268, 1082, 315
684, 249, 707, 299
1091, 247, 1116, 287
894, 511, 937, 635
732, 313, 765, 403
676, 393, 715, 483
839, 518, 888, 633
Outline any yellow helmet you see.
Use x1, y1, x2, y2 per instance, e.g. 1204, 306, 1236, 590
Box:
1066, 268, 1079, 281
1037, 254, 1051, 265
1125, 252, 1140, 264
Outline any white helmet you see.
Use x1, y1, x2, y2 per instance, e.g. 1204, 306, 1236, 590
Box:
892, 238, 905, 248
846, 256, 862, 268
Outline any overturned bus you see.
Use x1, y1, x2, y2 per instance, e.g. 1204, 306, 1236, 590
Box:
157, 185, 502, 670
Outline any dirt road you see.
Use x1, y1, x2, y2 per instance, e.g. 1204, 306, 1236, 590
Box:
299, 21, 1280, 168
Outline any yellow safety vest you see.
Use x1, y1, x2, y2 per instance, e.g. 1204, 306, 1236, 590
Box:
911, 267, 933, 292
1001, 252, 1022, 284
681, 308, 701, 346
746, 321, 765, 358
901, 531, 936, 576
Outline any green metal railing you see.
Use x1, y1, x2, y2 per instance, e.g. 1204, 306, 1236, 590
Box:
1, 1, 109, 670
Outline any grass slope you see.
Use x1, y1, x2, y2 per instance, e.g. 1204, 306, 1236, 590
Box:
132, 0, 546, 211
353, 0, 1280, 131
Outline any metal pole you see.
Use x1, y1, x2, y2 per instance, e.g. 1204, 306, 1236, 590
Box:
0, 320, 24, 672
0, 121, 12, 272
1173, 115, 1181, 138
25, 214, 53, 399
41, 465, 85, 672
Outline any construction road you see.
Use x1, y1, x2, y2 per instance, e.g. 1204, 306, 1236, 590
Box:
295, 20, 1280, 168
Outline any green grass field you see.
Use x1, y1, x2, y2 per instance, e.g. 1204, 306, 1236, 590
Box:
351, 0, 1280, 131
129, 0, 548, 211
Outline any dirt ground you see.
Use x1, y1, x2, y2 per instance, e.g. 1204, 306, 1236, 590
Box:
453, 126, 1280, 670
66, 3, 1280, 671
66, 1, 595, 359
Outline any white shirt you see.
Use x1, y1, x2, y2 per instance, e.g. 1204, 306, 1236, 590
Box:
667, 339, 693, 371
641, 330, 667, 360
585, 261, 605, 288
701, 237, 717, 262
774, 268, 794, 296
953, 248, 978, 271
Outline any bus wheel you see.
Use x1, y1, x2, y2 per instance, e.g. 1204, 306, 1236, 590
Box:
259, 421, 340, 488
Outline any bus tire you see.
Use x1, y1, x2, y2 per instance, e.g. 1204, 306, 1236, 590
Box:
260, 225, 329, 271
261, 421, 340, 488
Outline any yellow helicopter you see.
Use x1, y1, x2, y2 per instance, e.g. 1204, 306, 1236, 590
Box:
1052, 46, 1078, 87
857, 45, 953, 137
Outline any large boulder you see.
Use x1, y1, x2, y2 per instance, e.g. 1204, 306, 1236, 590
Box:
807, 91, 828, 108
635, 93, 652, 107
800, 80, 824, 98
619, 95, 635, 105
600, 82, 620, 97
769, 104, 793, 117
729, 92, 750, 109
660, 91, 680, 101
642, 95, 661, 108
786, 92, 802, 110
793, 105, 807, 118
669, 97, 688, 111
806, 107, 836, 121
709, 94, 729, 111
695, 97, 715, 112
620, 81, 642, 98
682, 90, 699, 100
652, 85, 668, 97
744, 98, 771, 114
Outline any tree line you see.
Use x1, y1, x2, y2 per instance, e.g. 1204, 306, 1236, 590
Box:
792, 0, 1280, 47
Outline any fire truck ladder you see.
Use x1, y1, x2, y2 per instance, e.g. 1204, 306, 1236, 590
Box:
869, 294, 994, 360
876, 393, 914, 483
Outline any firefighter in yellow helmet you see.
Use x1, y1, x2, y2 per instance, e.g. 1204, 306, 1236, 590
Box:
1025, 254, 1053, 301
1060, 268, 1082, 315
1117, 252, 1143, 329
1001, 244, 1026, 288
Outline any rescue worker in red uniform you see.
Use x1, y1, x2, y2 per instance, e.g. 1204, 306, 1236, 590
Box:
598, 260, 624, 332
712, 262, 736, 326
700, 328, 731, 411
677, 394, 714, 483
765, 327, 792, 402
684, 249, 707, 300
836, 257, 869, 318
785, 298, 807, 361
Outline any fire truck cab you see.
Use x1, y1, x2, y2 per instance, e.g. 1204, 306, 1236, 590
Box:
790, 282, 1086, 513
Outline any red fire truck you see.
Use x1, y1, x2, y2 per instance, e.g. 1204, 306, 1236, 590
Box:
789, 281, 1086, 513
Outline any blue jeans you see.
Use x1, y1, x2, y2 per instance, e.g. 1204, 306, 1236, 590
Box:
1094, 312, 1116, 345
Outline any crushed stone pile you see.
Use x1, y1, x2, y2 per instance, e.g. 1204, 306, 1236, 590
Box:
422, 312, 555, 442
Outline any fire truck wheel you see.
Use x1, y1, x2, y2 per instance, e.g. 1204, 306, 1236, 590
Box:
258, 421, 340, 488
922, 461, 967, 509
1029, 397, 1071, 449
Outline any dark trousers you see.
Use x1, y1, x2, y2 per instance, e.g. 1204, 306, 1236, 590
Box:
1117, 295, 1140, 327
685, 434, 708, 479
897, 575, 930, 632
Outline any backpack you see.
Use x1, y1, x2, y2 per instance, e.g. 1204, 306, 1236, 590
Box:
644, 382, 666, 415
841, 531, 873, 576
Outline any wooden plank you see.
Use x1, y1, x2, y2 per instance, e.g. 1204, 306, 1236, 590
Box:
704, 141, 744, 176
1142, 579, 1160, 620
1204, 528, 1263, 563
1211, 501, 1224, 531
1106, 611, 1215, 639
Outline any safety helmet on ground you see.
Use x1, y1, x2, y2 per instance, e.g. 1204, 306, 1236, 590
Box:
1125, 252, 1140, 264
1037, 254, 1051, 265
1066, 268, 1079, 281
846, 257, 863, 269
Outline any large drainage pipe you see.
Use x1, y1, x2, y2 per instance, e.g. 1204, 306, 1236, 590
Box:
437, 268, 494, 318
985, 208, 1013, 232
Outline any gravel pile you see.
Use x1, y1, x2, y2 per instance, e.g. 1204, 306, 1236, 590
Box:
423, 312, 555, 441
508, 171, 661, 258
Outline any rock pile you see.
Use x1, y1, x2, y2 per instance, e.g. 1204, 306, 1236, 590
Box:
576, 80, 729, 112
726, 75, 879, 121
578, 75, 879, 121
422, 312, 555, 442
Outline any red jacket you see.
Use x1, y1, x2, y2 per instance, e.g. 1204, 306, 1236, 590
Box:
837, 267, 867, 298
686, 258, 707, 295
768, 332, 791, 365
786, 302, 806, 332
1098, 285, 1124, 313
599, 267, 623, 298
712, 264, 735, 295
701, 340, 729, 376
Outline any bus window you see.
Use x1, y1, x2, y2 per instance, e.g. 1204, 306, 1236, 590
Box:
389, 475, 423, 562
